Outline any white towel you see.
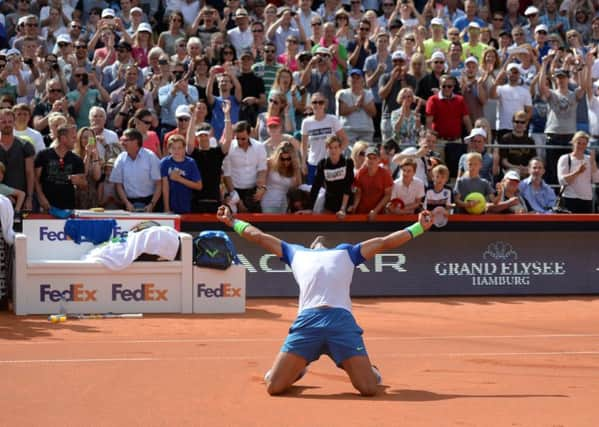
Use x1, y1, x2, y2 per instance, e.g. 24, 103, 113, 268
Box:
82, 226, 180, 270
0, 195, 15, 245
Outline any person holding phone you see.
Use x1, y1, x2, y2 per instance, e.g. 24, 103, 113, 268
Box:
73, 127, 102, 209
67, 66, 110, 128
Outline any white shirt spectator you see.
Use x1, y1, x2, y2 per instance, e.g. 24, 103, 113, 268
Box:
390, 176, 426, 206
301, 114, 342, 166
14, 128, 45, 154
227, 26, 253, 57
496, 84, 532, 130
222, 138, 268, 190
110, 148, 161, 198
558, 153, 599, 200
95, 128, 120, 162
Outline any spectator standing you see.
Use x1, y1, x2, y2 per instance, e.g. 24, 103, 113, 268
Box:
252, 41, 282, 96
261, 142, 302, 213
519, 157, 557, 213
206, 67, 242, 141
158, 62, 200, 136
349, 145, 393, 221
300, 46, 342, 114
227, 8, 253, 58
336, 69, 376, 144
34, 124, 86, 211
73, 127, 102, 209
499, 111, 536, 178
0, 108, 34, 211
110, 128, 162, 212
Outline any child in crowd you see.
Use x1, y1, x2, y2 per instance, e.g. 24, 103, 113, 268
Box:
387, 158, 425, 214
97, 159, 122, 210
160, 135, 203, 214
424, 164, 454, 211
0, 162, 25, 213
454, 152, 496, 213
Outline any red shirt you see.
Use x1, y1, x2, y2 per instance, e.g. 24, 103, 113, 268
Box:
353, 166, 394, 214
425, 94, 469, 140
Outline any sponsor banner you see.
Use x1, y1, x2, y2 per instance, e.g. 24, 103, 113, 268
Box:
193, 265, 246, 313
219, 231, 599, 297
19, 277, 181, 314
23, 215, 178, 260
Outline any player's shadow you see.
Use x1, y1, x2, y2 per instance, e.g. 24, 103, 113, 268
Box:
279, 386, 568, 401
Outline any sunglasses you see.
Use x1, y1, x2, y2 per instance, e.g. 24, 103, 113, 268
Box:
25, 23, 38, 27
358, 151, 366, 156
269, 99, 280, 105
252, 29, 263, 33
311, 22, 322, 26
58, 43, 69, 47
513, 120, 527, 124
49, 88, 63, 93
311, 100, 325, 105
71, 24, 82, 29
287, 39, 298, 43
405, 38, 415, 42
159, 59, 169, 65
177, 117, 190, 121
75, 45, 86, 49
359, 27, 370, 31
264, 49, 276, 54
74, 74, 84, 78
433, 61, 444, 64
493, 17, 503, 21
441, 84, 454, 88
513, 33, 524, 36
140, 119, 152, 125
223, 51, 234, 55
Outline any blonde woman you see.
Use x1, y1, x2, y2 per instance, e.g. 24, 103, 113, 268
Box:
74, 127, 102, 209
261, 142, 302, 213
351, 140, 370, 175
409, 52, 426, 84
47, 113, 68, 148
391, 87, 421, 145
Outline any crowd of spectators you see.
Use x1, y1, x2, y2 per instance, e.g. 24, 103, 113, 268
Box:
1, 0, 599, 218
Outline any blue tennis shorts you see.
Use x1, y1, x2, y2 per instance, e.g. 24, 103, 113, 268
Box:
281, 307, 368, 366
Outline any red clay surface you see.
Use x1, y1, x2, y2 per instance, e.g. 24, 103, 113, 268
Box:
2, 297, 599, 427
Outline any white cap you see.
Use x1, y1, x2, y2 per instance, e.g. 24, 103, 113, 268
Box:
468, 21, 481, 29
136, 22, 152, 34
391, 50, 407, 61
507, 62, 522, 73
535, 24, 548, 33
101, 8, 116, 18
504, 170, 521, 181
464, 56, 478, 65
315, 46, 331, 55
5, 48, 21, 57
524, 6, 539, 16
175, 104, 191, 118
130, 7, 143, 15
56, 34, 72, 44
17, 16, 28, 26
431, 17, 444, 26
465, 127, 487, 142
431, 51, 446, 62
235, 8, 249, 18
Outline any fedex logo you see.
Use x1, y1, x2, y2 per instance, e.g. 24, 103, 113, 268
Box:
197, 283, 242, 298
40, 284, 97, 302
112, 283, 168, 301
40, 225, 129, 241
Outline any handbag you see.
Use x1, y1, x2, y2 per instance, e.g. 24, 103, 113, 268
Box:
552, 185, 571, 214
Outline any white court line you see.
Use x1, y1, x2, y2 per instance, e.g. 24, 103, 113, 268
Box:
2, 351, 599, 365
2, 334, 599, 345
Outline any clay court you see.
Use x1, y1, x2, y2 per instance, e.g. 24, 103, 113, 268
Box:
2, 296, 599, 426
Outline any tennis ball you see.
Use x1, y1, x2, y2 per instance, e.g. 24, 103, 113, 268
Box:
464, 192, 486, 215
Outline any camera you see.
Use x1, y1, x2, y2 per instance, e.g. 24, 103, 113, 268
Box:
81, 73, 89, 86
24, 58, 33, 66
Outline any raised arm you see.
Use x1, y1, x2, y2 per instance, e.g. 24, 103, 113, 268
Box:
217, 205, 283, 257
359, 211, 433, 261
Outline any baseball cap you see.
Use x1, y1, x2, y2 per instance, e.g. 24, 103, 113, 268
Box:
524, 6, 539, 16
365, 146, 379, 156
56, 34, 72, 44
175, 104, 191, 118
195, 122, 212, 136
266, 116, 281, 127
507, 63, 522, 73
130, 7, 143, 15
349, 68, 363, 77
239, 49, 254, 59
136, 22, 152, 34
464, 56, 478, 65
431, 17, 444, 27
431, 51, 446, 62
504, 170, 521, 181
391, 50, 407, 61
535, 24, 548, 33
101, 8, 116, 18
5, 48, 20, 57
499, 29, 511, 37
465, 127, 487, 143
315, 46, 331, 55
468, 22, 481, 30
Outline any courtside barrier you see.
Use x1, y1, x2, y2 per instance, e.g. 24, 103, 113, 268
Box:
192, 265, 246, 313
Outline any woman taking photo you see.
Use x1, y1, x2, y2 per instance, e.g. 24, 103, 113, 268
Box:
557, 131, 599, 213
73, 127, 102, 209
269, 68, 303, 131
261, 142, 302, 213
391, 87, 421, 146
278, 35, 301, 72
132, 23, 155, 69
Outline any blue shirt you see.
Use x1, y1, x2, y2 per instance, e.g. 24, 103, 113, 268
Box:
158, 83, 199, 127
110, 148, 161, 198
160, 155, 202, 213
519, 177, 557, 213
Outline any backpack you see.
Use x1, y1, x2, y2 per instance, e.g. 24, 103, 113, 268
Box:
193, 231, 240, 270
